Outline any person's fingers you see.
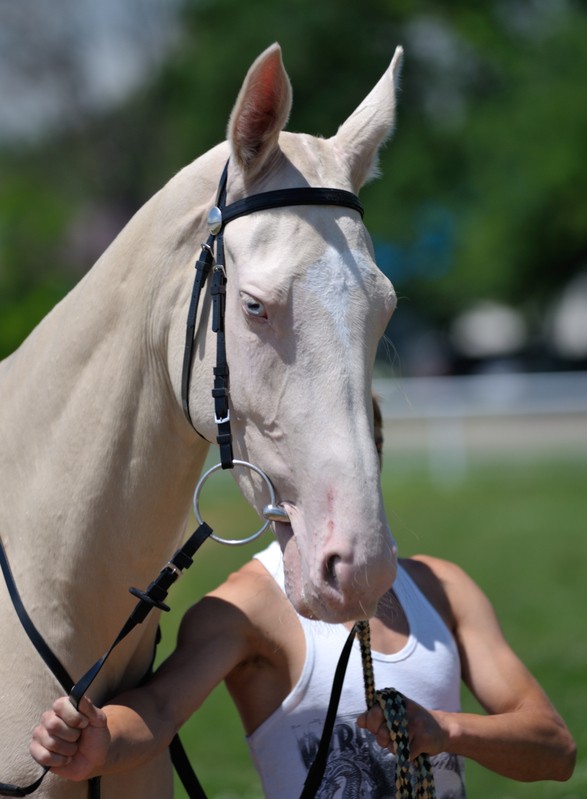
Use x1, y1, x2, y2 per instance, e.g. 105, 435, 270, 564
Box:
356, 706, 393, 749
52, 695, 106, 729
42, 709, 83, 743
357, 705, 385, 734
29, 718, 77, 766
52, 697, 89, 730
77, 695, 107, 727
29, 740, 72, 769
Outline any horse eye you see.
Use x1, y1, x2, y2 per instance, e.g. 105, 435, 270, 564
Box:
241, 293, 267, 319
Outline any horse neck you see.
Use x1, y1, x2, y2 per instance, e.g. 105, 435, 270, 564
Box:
0, 194, 210, 631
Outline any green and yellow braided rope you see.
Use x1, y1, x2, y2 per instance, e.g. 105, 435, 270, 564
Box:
356, 620, 436, 799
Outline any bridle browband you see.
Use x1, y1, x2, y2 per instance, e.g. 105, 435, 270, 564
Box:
180, 159, 364, 468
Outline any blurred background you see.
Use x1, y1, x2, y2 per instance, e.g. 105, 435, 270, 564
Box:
2, 0, 587, 376
1, 1, 585, 797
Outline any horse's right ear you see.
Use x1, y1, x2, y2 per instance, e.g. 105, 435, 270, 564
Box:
333, 46, 404, 190
228, 43, 292, 179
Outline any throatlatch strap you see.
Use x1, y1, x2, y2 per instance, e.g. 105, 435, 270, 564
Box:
181, 239, 214, 426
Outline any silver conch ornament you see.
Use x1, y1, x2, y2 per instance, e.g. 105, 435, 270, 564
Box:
207, 206, 223, 235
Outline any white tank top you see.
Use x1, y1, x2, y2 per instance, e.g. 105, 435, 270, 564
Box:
248, 541, 466, 798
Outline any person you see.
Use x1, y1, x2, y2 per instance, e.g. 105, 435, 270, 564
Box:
29, 398, 576, 798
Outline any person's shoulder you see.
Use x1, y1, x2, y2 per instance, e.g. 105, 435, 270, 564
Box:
403, 554, 470, 584
177, 558, 287, 655
190, 557, 282, 620
402, 554, 495, 631
209, 557, 304, 670
400, 555, 475, 632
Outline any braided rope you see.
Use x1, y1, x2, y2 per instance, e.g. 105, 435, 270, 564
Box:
356, 620, 436, 798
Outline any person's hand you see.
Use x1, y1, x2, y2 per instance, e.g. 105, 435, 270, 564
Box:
357, 696, 448, 759
29, 695, 110, 781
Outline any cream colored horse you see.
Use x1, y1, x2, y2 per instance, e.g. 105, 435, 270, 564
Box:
0, 44, 402, 798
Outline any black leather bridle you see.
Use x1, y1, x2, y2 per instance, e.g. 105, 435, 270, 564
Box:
180, 159, 364, 469
0, 159, 365, 799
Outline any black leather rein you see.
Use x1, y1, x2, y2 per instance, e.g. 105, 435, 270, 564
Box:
0, 521, 214, 798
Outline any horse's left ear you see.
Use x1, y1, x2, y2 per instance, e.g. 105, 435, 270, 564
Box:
228, 43, 292, 178
333, 46, 404, 190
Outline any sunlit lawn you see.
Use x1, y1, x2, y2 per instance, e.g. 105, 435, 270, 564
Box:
154, 451, 586, 799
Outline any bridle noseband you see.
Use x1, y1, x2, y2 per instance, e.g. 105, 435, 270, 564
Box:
180, 160, 364, 469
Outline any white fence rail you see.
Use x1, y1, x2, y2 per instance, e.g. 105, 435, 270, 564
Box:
374, 371, 587, 420
372, 371, 587, 481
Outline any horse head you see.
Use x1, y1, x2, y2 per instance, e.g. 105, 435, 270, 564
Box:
180, 44, 403, 622
0, 42, 404, 798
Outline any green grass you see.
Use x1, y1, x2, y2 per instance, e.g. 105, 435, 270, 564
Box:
155, 453, 586, 798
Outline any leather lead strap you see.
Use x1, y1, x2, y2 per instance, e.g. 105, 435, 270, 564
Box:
169, 735, 207, 799
299, 624, 358, 799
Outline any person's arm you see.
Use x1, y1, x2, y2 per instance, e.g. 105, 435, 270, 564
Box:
358, 556, 576, 782
29, 567, 269, 781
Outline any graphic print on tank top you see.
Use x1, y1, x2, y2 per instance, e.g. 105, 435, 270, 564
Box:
294, 712, 466, 798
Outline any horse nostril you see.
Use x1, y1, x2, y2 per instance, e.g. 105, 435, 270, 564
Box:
323, 554, 340, 587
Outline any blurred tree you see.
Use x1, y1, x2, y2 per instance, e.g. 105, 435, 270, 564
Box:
0, 0, 585, 368
363, 1, 587, 323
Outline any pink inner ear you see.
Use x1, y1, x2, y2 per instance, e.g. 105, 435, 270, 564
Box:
255, 62, 282, 118
241, 69, 280, 145
230, 47, 291, 171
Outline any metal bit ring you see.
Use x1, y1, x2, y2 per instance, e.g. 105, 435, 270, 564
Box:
193, 459, 276, 546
